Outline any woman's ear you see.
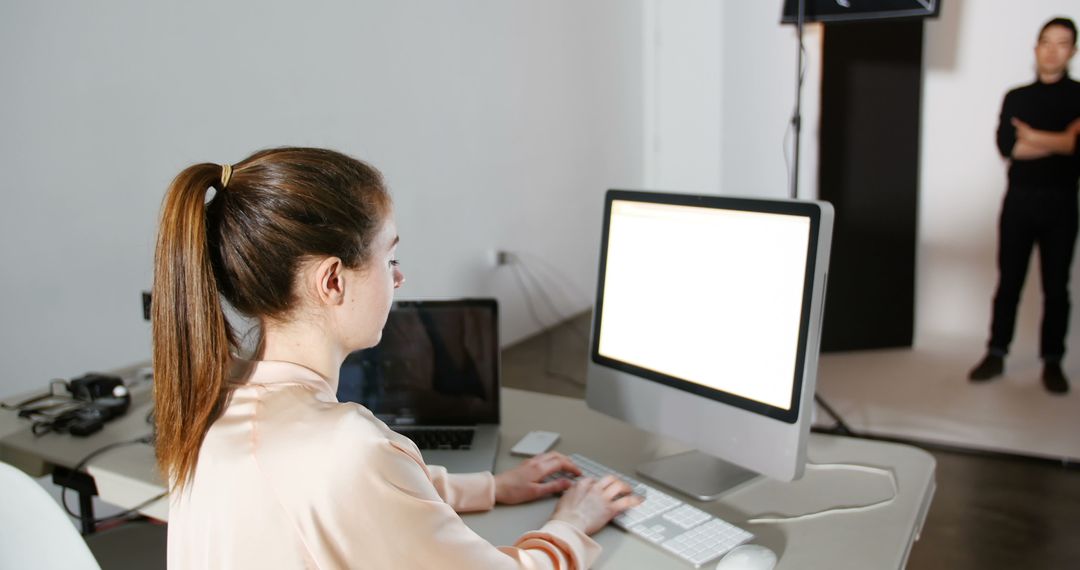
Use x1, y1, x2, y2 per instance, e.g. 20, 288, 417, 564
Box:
313, 257, 347, 306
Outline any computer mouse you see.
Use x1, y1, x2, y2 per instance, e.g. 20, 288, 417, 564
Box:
714, 544, 778, 570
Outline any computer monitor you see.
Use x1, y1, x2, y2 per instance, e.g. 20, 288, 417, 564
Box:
586, 190, 833, 500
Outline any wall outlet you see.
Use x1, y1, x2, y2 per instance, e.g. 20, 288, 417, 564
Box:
489, 249, 514, 267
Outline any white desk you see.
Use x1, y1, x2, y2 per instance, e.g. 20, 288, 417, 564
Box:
2, 386, 935, 569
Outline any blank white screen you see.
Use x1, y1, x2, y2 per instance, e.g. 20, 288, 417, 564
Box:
597, 200, 810, 410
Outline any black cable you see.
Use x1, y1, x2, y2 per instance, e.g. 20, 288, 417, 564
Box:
814, 394, 856, 436
60, 435, 165, 528
1, 379, 73, 411
28, 400, 94, 436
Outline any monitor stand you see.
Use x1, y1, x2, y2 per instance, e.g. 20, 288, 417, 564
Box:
637, 450, 761, 501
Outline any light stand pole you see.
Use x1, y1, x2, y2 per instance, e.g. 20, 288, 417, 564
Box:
791, 0, 805, 200
791, 0, 856, 435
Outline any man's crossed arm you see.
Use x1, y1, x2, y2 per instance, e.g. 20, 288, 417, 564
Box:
1011, 117, 1080, 160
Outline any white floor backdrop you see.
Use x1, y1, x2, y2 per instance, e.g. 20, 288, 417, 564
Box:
814, 325, 1080, 461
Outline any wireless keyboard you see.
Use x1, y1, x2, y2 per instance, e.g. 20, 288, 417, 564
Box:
556, 454, 754, 567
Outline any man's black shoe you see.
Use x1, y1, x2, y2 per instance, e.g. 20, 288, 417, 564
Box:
968, 354, 1004, 382
1042, 362, 1070, 394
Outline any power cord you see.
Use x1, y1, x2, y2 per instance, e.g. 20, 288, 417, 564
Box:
1, 379, 75, 411
60, 435, 167, 528
746, 462, 897, 524
506, 254, 589, 387
514, 260, 591, 342
813, 395, 857, 436
511, 252, 593, 336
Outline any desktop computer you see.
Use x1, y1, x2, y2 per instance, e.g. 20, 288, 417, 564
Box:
586, 189, 833, 500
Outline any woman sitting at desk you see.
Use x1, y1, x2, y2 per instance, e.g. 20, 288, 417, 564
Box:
152, 147, 640, 569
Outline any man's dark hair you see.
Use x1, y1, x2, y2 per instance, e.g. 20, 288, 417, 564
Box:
1040, 17, 1077, 46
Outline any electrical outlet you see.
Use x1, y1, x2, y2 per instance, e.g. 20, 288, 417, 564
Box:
489, 249, 514, 267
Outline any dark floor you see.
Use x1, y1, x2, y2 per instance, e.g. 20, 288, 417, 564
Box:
502, 312, 1080, 569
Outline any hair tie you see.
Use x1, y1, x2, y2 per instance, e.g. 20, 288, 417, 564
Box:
220, 164, 233, 189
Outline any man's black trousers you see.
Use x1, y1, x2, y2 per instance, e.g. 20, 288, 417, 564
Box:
989, 186, 1079, 359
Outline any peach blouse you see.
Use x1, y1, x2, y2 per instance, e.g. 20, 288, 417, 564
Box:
166, 361, 600, 569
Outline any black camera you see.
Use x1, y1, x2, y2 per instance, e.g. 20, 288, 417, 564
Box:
20, 373, 134, 437
66, 373, 131, 435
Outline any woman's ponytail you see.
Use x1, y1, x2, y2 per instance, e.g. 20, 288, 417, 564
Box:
152, 163, 234, 490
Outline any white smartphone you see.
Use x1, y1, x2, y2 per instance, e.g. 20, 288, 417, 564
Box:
510, 430, 561, 457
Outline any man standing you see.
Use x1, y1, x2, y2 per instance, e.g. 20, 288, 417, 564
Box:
969, 17, 1080, 393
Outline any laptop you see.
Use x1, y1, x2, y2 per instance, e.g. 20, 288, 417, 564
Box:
337, 299, 501, 473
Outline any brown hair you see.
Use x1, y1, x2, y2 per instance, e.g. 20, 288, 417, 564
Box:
1040, 17, 1077, 46
152, 147, 391, 489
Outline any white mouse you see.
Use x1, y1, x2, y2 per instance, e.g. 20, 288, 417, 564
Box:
714, 544, 778, 570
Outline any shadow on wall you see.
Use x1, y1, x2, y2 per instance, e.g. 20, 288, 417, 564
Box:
924, 0, 964, 71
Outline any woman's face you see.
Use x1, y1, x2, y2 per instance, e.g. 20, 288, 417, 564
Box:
339, 214, 404, 351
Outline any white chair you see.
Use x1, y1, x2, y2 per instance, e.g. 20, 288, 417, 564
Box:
0, 460, 101, 570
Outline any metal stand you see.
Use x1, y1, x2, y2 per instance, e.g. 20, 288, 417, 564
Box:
53, 466, 99, 535
791, 0, 858, 438
637, 450, 762, 501
791, 0, 805, 200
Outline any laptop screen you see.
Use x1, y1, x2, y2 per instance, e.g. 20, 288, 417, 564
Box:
337, 299, 500, 426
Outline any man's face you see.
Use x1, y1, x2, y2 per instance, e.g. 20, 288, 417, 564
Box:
1036, 25, 1077, 78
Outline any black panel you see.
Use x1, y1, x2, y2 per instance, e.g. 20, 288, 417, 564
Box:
818, 20, 922, 351
782, 0, 941, 24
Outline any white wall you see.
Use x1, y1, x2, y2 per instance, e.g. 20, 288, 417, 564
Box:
919, 0, 1080, 348
645, 0, 822, 200
720, 4, 821, 200
643, 0, 723, 191
0, 0, 644, 396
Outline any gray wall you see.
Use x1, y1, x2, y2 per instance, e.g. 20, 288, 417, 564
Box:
0, 0, 644, 396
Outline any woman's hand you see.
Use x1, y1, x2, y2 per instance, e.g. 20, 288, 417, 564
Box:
494, 452, 581, 505
550, 475, 643, 535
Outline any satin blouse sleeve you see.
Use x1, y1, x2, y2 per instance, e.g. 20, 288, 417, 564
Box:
426, 464, 497, 513
314, 412, 601, 569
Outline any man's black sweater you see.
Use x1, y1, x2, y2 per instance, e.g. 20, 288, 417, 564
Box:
996, 75, 1080, 190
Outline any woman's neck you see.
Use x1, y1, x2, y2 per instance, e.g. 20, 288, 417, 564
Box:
260, 320, 345, 391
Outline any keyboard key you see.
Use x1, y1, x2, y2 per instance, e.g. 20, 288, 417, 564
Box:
664, 504, 713, 529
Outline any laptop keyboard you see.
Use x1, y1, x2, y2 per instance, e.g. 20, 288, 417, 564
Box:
396, 428, 475, 450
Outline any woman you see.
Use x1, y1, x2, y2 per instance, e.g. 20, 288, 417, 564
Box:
152, 147, 640, 569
